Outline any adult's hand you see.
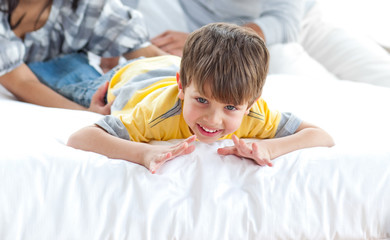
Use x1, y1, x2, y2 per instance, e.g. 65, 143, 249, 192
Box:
151, 30, 189, 57
123, 44, 167, 60
100, 57, 120, 73
242, 22, 266, 42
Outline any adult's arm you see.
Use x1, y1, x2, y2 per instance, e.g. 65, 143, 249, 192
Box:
0, 64, 87, 109
99, 44, 166, 73
151, 0, 305, 56
87, 0, 166, 71
86, 0, 167, 59
123, 44, 167, 59
252, 0, 305, 45
176, 0, 305, 45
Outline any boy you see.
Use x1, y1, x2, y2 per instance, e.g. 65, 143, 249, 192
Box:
67, 23, 334, 173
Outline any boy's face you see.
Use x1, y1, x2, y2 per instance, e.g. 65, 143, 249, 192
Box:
177, 75, 251, 143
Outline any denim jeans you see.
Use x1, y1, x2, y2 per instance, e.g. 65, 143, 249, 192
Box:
28, 52, 105, 108
28, 52, 142, 107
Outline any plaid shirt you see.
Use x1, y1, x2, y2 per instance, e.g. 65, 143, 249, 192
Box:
0, 0, 150, 76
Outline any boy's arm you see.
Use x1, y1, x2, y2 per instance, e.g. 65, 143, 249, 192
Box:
218, 121, 334, 166
67, 125, 196, 173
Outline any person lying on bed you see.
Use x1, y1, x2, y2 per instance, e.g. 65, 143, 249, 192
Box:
67, 23, 334, 174
0, 0, 165, 115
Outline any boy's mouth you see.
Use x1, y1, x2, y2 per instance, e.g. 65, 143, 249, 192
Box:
197, 124, 221, 137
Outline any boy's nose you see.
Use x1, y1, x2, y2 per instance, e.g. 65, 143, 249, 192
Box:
204, 109, 222, 126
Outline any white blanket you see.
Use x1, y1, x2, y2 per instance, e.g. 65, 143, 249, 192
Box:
1, 69, 390, 238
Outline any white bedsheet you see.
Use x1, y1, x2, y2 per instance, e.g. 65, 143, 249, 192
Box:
1, 70, 390, 239
1, 1, 390, 238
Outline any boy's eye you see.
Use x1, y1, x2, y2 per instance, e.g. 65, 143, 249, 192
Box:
196, 97, 208, 104
225, 105, 237, 111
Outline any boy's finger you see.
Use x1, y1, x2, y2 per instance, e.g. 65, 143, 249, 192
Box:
93, 81, 109, 101
171, 136, 196, 155
233, 138, 251, 157
150, 152, 172, 174
170, 141, 189, 157
231, 135, 249, 156
233, 135, 249, 152
232, 134, 240, 146
217, 146, 237, 155
184, 135, 197, 144
98, 81, 109, 95
252, 143, 264, 166
184, 144, 196, 154
106, 100, 113, 108
252, 143, 272, 167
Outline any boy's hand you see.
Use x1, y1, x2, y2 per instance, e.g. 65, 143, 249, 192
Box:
88, 81, 112, 115
217, 135, 273, 167
146, 136, 197, 174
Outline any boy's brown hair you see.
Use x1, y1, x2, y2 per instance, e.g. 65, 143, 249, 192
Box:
180, 22, 269, 107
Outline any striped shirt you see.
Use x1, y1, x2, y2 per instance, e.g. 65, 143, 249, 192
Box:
0, 0, 150, 76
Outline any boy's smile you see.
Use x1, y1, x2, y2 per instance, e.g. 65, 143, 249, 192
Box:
178, 77, 251, 143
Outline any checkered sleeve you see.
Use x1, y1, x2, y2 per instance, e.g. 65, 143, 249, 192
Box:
85, 0, 150, 57
0, 14, 25, 76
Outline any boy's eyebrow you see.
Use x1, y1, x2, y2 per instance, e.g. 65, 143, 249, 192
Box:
192, 86, 208, 97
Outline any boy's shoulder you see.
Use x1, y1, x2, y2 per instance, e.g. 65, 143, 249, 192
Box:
245, 98, 280, 123
107, 55, 181, 109
110, 55, 181, 92
111, 77, 178, 115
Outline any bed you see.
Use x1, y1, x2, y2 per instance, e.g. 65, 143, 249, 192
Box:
1, 64, 390, 239
2, 0, 390, 239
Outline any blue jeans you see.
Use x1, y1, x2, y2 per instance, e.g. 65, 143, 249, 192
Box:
28, 52, 105, 108
28, 53, 140, 107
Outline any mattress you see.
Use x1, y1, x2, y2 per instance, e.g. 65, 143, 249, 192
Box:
1, 71, 390, 239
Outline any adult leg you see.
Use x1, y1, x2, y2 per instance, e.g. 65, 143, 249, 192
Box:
28, 52, 105, 107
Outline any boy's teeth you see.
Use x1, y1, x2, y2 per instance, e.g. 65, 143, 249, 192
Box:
202, 126, 217, 133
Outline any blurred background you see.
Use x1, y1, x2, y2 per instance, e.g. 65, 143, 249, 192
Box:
318, 0, 390, 52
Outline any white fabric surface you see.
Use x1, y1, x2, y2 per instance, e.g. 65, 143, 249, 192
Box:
1, 2, 390, 237
1, 68, 390, 238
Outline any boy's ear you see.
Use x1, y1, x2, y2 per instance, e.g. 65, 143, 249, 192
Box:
177, 72, 184, 100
